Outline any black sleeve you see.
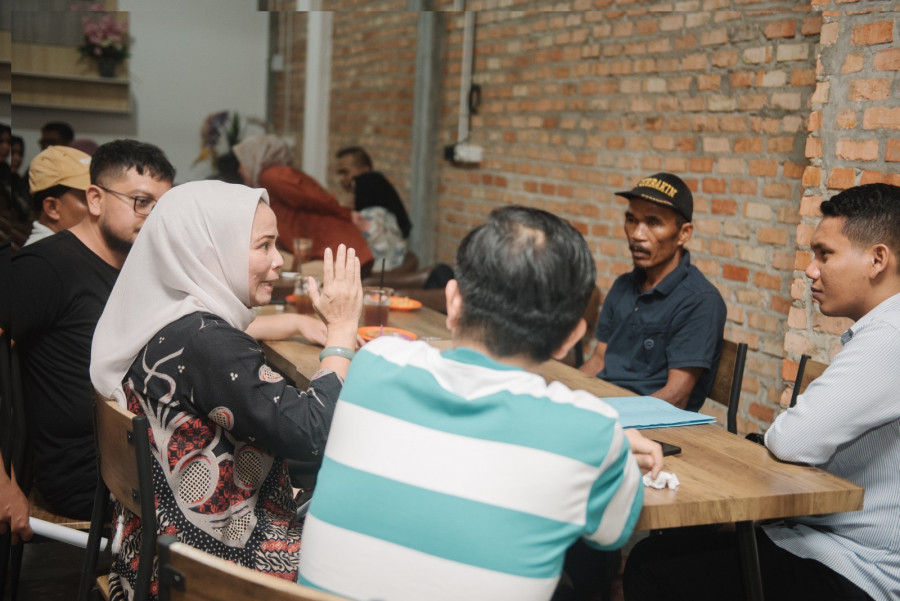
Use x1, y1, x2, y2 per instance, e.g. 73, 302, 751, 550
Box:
181, 320, 340, 462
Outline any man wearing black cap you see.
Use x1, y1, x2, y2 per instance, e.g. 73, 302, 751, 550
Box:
579, 172, 726, 411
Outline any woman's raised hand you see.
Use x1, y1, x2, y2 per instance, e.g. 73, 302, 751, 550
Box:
308, 244, 363, 341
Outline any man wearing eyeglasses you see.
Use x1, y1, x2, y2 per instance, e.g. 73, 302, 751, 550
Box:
10, 139, 175, 520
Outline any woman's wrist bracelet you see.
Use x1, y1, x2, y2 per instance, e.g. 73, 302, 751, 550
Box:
318, 346, 356, 361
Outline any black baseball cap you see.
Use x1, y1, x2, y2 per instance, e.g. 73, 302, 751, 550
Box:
615, 172, 693, 222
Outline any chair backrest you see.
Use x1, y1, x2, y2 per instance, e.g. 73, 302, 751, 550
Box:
707, 340, 749, 434
157, 537, 351, 601
789, 354, 829, 407
78, 393, 156, 601
94, 395, 154, 518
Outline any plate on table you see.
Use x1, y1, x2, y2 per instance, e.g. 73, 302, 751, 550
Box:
389, 296, 422, 311
358, 326, 418, 342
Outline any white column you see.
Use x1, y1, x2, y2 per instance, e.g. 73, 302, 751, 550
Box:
297, 1, 331, 184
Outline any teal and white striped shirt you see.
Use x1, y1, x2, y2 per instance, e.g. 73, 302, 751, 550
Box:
299, 338, 644, 601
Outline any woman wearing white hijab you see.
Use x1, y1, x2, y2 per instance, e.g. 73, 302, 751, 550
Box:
91, 180, 362, 598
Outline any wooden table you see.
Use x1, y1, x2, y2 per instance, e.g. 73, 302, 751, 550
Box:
260, 304, 450, 388
260, 322, 863, 601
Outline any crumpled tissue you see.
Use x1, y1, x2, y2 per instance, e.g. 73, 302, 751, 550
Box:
643, 471, 680, 490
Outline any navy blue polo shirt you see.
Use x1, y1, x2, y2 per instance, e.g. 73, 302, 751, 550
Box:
593, 251, 726, 412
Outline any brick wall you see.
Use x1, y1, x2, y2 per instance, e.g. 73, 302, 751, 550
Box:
270, 3, 898, 433
788, 5, 900, 401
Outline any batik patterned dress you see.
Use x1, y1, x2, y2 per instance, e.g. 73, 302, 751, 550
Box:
108, 312, 341, 601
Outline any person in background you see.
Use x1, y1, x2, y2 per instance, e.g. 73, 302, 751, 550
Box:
90, 181, 363, 597
23, 146, 92, 246
38, 121, 75, 150
624, 183, 900, 601
71, 138, 100, 156
230, 134, 374, 275
579, 172, 726, 412
298, 205, 662, 601
336, 146, 412, 272
11, 139, 175, 520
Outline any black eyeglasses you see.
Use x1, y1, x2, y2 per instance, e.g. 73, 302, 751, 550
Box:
97, 185, 158, 216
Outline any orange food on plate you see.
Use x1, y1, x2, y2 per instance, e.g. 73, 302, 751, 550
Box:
389, 296, 422, 311
358, 326, 418, 342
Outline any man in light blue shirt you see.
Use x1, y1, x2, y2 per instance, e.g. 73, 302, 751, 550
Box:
624, 183, 900, 601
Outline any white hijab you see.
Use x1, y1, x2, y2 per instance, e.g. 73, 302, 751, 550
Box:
91, 180, 269, 405
232, 133, 294, 187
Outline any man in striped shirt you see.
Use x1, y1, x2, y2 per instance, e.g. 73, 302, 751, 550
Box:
298, 205, 663, 601
625, 183, 900, 601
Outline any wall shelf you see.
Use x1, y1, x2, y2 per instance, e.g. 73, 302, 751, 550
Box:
11, 42, 130, 113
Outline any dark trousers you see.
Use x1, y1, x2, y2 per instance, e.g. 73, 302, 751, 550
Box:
623, 527, 873, 601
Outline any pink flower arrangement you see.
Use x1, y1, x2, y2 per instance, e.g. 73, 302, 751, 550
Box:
77, 3, 130, 61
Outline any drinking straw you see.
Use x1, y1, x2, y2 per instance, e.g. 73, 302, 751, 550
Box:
378, 258, 386, 336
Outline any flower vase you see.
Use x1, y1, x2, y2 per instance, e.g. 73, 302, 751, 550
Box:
97, 57, 118, 78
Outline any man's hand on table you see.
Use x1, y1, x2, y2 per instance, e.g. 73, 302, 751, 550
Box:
624, 429, 664, 480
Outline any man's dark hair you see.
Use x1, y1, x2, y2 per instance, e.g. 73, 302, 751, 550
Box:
41, 122, 75, 144
336, 146, 372, 169
10, 135, 24, 151
30, 184, 71, 215
90, 139, 176, 186
0, 123, 10, 137
821, 184, 900, 260
455, 205, 597, 362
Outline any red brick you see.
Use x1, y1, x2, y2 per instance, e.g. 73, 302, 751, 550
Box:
749, 160, 778, 177
805, 137, 822, 159
874, 48, 900, 71
827, 168, 856, 190
842, 53, 864, 74
836, 109, 858, 129
764, 19, 796, 39
887, 140, 900, 163
702, 177, 727, 194
862, 107, 900, 130
723, 264, 749, 282
849, 79, 891, 101
808, 110, 822, 132
801, 15, 822, 36
851, 21, 893, 46
749, 402, 775, 423
754, 271, 782, 291
734, 137, 763, 153
836, 139, 879, 161
819, 21, 839, 46
690, 157, 714, 172
758, 227, 789, 245
712, 198, 738, 215
802, 166, 822, 186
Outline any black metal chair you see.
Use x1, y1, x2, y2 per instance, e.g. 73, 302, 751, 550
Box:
707, 340, 749, 434
789, 354, 828, 407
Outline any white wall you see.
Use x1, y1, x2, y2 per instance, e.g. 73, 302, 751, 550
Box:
13, 0, 269, 184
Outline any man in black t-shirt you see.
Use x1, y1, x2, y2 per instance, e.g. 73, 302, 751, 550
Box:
11, 140, 175, 519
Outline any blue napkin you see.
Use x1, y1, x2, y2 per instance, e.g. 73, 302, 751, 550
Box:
602, 396, 716, 429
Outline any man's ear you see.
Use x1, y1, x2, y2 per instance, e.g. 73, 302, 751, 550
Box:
85, 184, 103, 217
42, 196, 62, 223
445, 279, 463, 332
870, 243, 891, 278
551, 318, 587, 361
676, 221, 693, 247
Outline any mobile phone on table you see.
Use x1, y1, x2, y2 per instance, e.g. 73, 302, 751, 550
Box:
652, 440, 682, 456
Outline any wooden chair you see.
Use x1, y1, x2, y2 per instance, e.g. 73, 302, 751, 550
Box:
77, 393, 156, 601
707, 340, 749, 434
789, 354, 829, 407
157, 536, 351, 601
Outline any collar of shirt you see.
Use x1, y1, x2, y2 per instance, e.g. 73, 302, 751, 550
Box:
841, 290, 900, 347
632, 250, 692, 298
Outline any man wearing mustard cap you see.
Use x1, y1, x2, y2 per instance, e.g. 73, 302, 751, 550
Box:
24, 145, 92, 246
580, 172, 726, 412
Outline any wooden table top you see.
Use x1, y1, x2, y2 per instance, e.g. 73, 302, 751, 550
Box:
260, 314, 864, 531
260, 303, 450, 388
